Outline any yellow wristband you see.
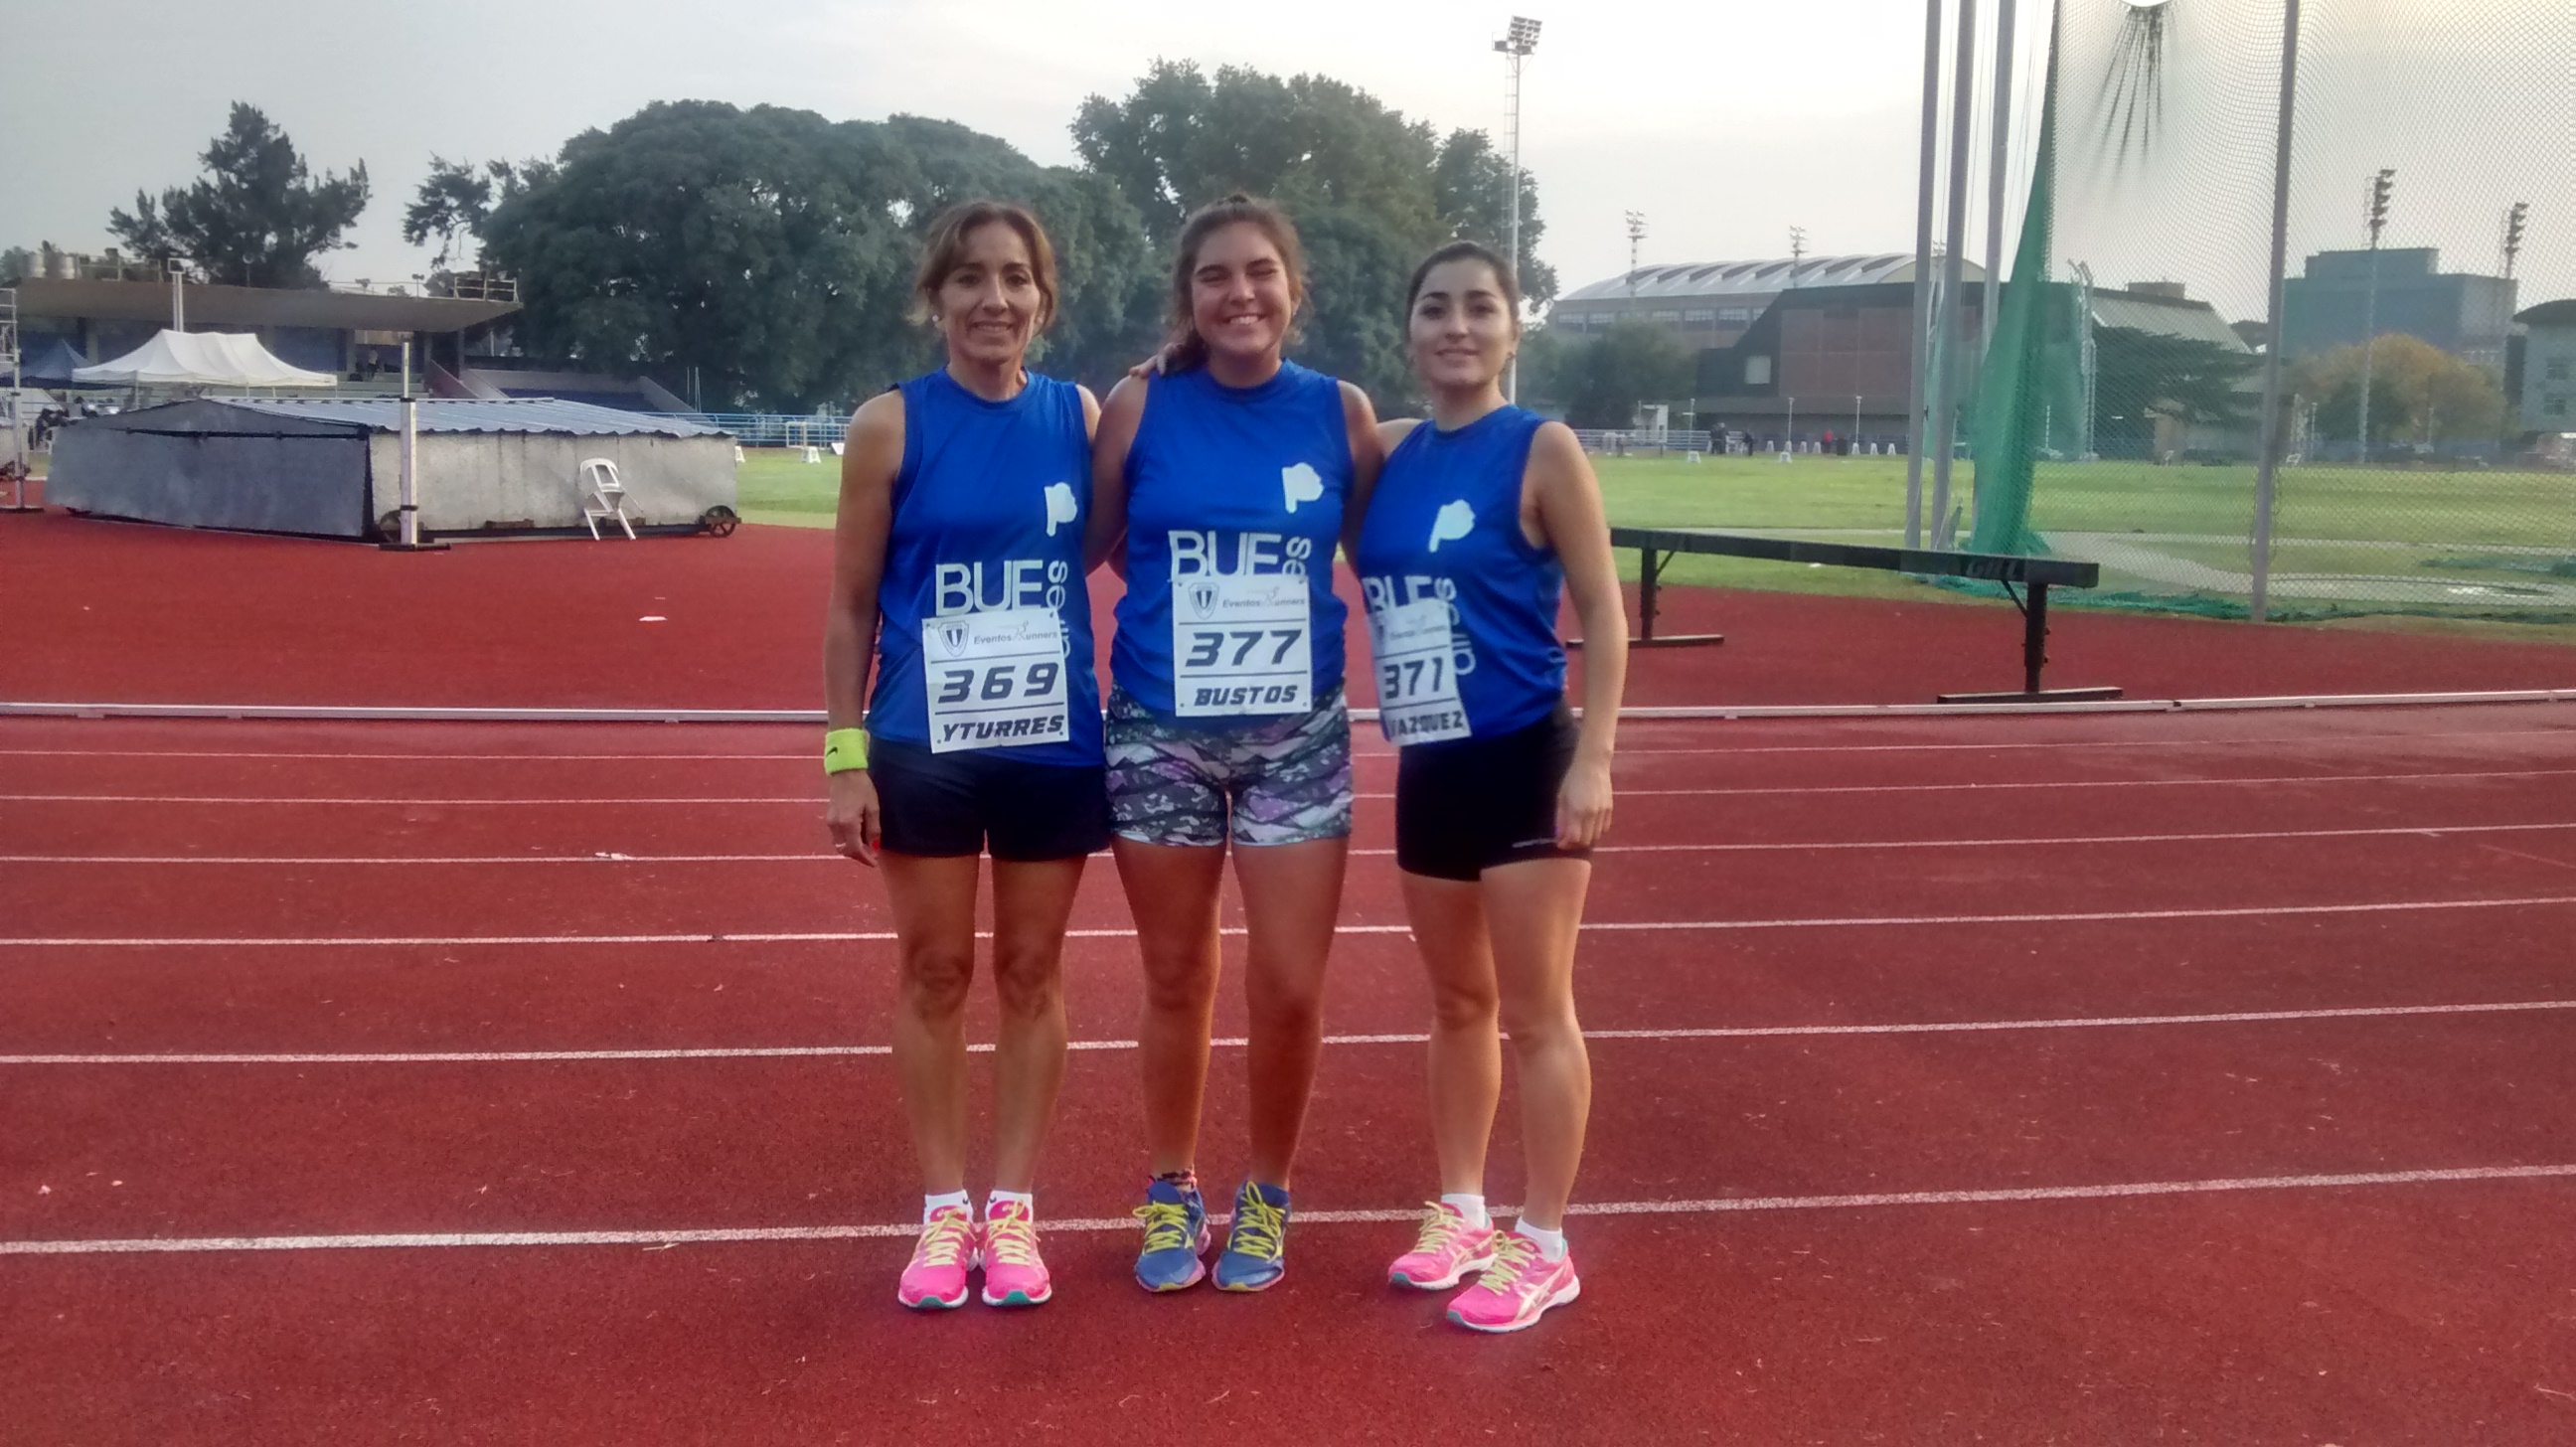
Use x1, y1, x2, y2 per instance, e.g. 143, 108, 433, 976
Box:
823, 727, 870, 774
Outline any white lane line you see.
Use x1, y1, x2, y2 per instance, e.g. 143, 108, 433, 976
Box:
9, 1163, 2570, 1256
9, 998, 2571, 1065
9, 894, 2576, 948
13, 820, 2575, 866
10, 768, 2572, 807
7, 727, 2570, 763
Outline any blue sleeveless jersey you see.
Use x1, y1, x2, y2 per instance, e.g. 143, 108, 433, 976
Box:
1112, 361, 1354, 719
1353, 406, 1565, 744
867, 370, 1101, 765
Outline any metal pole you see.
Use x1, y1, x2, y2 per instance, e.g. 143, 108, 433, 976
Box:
2250, 0, 2304, 623
1930, 0, 1981, 548
1904, 0, 1945, 548
1981, 0, 2017, 364
400, 340, 418, 549
1505, 47, 1523, 403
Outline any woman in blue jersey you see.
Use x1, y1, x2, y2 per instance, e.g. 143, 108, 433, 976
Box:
1359, 241, 1627, 1334
1087, 196, 1384, 1293
823, 202, 1103, 1312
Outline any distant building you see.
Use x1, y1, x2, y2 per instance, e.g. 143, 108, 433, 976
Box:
13, 250, 521, 390
1552, 254, 1985, 440
2511, 299, 2576, 434
2279, 246, 2516, 370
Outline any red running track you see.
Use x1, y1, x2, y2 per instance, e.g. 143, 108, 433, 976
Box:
6, 509, 2575, 709
6, 707, 2576, 1442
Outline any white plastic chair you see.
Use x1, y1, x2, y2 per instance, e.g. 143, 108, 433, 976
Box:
578, 457, 637, 540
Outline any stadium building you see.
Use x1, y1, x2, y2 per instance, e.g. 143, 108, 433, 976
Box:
1552, 255, 2256, 449
2509, 298, 2576, 436
2279, 247, 2517, 370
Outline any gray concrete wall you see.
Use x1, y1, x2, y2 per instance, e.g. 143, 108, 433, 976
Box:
365, 431, 736, 534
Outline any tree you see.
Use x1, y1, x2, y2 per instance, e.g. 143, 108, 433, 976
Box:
2087, 327, 2261, 455
1071, 61, 1556, 404
2293, 334, 2507, 449
1551, 319, 1693, 429
402, 157, 556, 270
1430, 129, 1557, 308
0, 246, 31, 284
477, 101, 1157, 411
108, 103, 369, 288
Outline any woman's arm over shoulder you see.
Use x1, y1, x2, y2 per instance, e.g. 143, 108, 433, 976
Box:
1086, 376, 1148, 574
1376, 416, 1423, 452
1339, 381, 1385, 560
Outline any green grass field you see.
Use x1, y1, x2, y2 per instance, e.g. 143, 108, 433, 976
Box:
734, 447, 2576, 623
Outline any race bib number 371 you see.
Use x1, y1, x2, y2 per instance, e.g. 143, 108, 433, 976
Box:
1173, 574, 1311, 717
922, 607, 1070, 752
1371, 598, 1470, 744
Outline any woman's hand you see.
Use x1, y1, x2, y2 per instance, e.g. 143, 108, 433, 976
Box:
825, 769, 883, 867
1555, 754, 1614, 849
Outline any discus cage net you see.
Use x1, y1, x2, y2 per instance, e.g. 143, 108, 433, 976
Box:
1961, 0, 2576, 620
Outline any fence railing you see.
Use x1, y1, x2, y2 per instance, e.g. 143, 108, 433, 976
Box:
683, 412, 853, 447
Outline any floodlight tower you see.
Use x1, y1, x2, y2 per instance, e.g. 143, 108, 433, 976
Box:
1625, 211, 1647, 290
1496, 16, 1540, 401
2501, 201, 2529, 280
2356, 167, 2394, 459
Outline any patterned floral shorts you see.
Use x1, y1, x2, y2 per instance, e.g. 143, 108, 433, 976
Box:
1105, 684, 1354, 848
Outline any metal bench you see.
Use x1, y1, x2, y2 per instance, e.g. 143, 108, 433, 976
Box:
1598, 527, 2120, 704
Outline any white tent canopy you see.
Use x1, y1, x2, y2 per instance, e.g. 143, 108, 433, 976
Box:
74, 330, 337, 388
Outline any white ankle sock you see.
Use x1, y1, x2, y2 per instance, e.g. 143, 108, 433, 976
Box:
1439, 1193, 1491, 1230
1514, 1218, 1567, 1262
986, 1189, 1034, 1218
922, 1190, 971, 1224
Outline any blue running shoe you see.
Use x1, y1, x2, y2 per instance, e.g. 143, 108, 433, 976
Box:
1212, 1181, 1291, 1292
1133, 1176, 1210, 1292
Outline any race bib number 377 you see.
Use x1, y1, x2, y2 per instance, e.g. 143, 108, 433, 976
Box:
1371, 598, 1470, 744
922, 607, 1070, 752
1173, 574, 1311, 717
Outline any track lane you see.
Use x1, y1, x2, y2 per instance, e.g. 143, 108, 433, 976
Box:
9, 1012, 2574, 1242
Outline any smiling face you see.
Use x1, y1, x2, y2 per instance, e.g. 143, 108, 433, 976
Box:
933, 221, 1046, 371
1405, 255, 1518, 395
1188, 222, 1299, 367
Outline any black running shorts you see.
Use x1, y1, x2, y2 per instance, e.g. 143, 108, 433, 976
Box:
1392, 704, 1590, 882
868, 739, 1111, 862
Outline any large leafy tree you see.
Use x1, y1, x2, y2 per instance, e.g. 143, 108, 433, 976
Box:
402, 156, 556, 270
1548, 319, 1694, 429
2091, 327, 2261, 450
108, 103, 369, 289
1072, 61, 1554, 403
475, 101, 1156, 411
2293, 334, 2507, 447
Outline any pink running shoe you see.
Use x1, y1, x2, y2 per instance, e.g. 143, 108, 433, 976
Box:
1445, 1231, 1580, 1334
1387, 1203, 1499, 1290
980, 1203, 1051, 1307
896, 1206, 980, 1310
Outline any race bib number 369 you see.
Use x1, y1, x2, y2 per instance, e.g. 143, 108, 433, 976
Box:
1173, 574, 1311, 717
922, 607, 1070, 752
1371, 598, 1470, 744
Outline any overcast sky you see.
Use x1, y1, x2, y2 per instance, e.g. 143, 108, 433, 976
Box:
4, 0, 2565, 321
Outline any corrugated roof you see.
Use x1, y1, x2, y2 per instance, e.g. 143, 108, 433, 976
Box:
1559, 253, 1983, 303
222, 397, 724, 437
2089, 292, 2253, 353
16, 277, 518, 332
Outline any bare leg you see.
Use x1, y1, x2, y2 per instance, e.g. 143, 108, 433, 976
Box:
1482, 856, 1594, 1232
1398, 871, 1503, 1199
1233, 836, 1350, 1188
1113, 838, 1227, 1178
880, 852, 982, 1196
987, 856, 1085, 1195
